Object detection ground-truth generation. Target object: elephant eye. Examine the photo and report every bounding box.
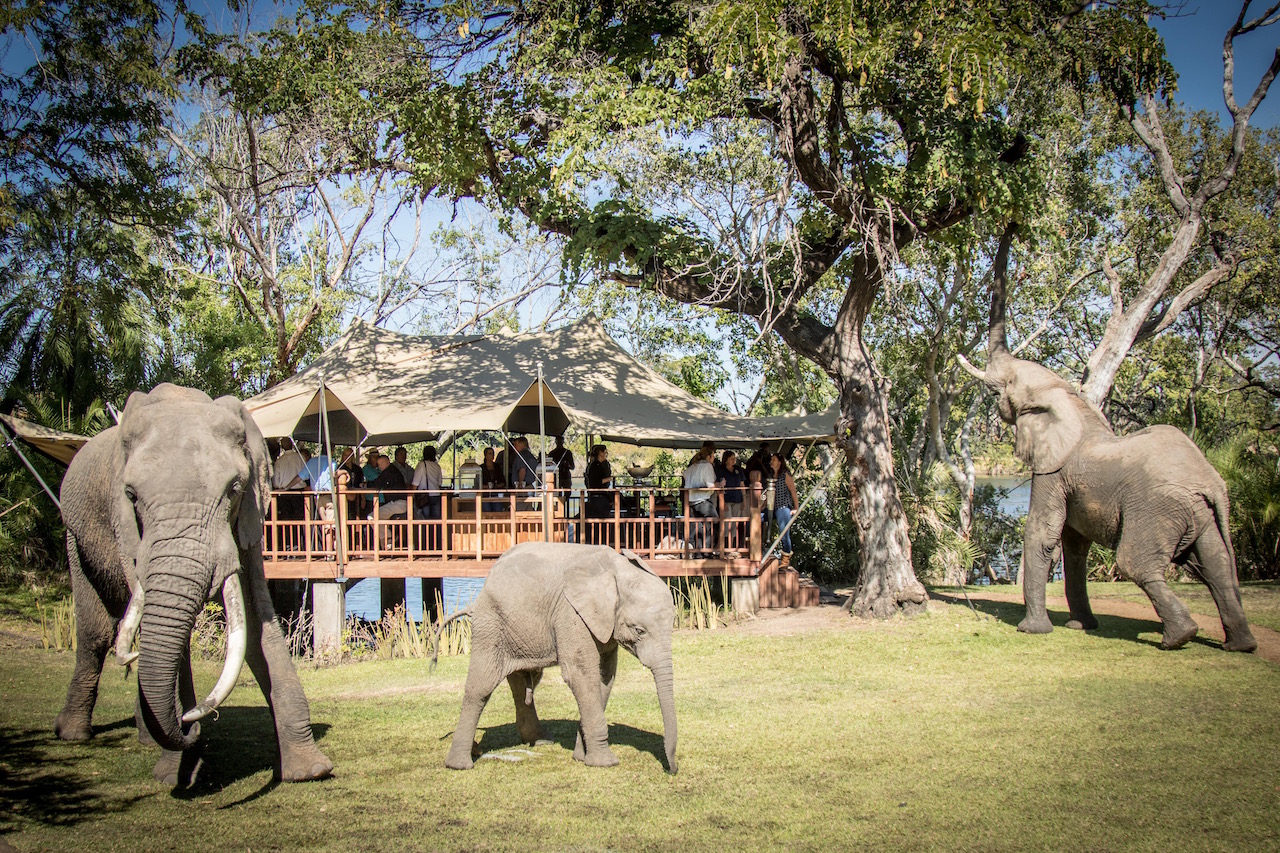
[633,625,646,637]
[124,485,137,503]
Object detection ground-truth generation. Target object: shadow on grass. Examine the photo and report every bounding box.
[930,590,1224,652]
[475,718,668,770]
[0,723,150,839]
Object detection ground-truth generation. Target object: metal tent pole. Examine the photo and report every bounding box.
[537,361,549,541]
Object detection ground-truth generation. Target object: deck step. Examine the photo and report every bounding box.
[760,564,820,609]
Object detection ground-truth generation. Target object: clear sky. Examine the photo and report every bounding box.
[1155,1,1279,129]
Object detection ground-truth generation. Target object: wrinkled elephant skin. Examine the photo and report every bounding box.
[55,383,333,786]
[444,542,677,774]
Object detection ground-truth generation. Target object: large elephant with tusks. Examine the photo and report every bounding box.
[54,383,332,786]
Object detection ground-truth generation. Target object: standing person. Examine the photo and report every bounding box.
[683,443,719,555]
[744,441,770,485]
[508,436,540,493]
[412,446,444,549]
[287,445,335,522]
[480,446,506,512]
[765,453,800,567]
[271,437,307,529]
[392,446,415,485]
[547,434,575,497]
[584,444,614,544]
[338,448,369,519]
[718,450,748,547]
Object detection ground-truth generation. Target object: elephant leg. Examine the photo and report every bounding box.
[1188,529,1257,653]
[507,670,549,745]
[1062,528,1098,631]
[1019,479,1065,635]
[1117,533,1198,650]
[573,645,619,762]
[55,539,113,742]
[243,561,333,781]
[446,647,505,770]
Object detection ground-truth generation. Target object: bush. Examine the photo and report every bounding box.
[1208,439,1280,580]
[790,459,861,586]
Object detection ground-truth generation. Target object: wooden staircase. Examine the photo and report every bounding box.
[758,558,821,608]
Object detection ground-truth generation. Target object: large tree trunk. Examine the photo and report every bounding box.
[836,340,929,618]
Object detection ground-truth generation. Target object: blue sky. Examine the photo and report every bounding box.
[1155,2,1279,128]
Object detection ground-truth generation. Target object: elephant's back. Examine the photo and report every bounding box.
[61,428,123,573]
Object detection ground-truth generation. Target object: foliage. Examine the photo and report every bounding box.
[968,479,1025,582]
[1209,438,1280,581]
[669,574,734,630]
[37,596,76,652]
[789,458,861,586]
[898,463,983,586]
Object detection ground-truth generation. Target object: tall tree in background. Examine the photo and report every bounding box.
[0,0,186,410]
[351,0,1175,616]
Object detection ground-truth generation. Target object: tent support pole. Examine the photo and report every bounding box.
[0,419,62,511]
[537,361,549,542]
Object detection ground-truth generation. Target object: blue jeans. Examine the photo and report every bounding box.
[768,505,793,554]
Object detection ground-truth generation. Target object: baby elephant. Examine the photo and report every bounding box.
[439,542,677,773]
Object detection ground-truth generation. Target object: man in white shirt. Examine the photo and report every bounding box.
[683,442,720,554]
[392,446,416,485]
[412,446,444,548]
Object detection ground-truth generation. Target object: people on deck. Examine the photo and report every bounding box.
[287,445,335,520]
[548,434,575,503]
[744,441,771,485]
[338,448,369,519]
[362,448,381,484]
[765,452,800,567]
[718,449,747,547]
[392,446,415,485]
[412,446,444,549]
[481,446,506,512]
[367,453,408,518]
[507,435,540,493]
[683,442,720,554]
[271,437,307,522]
[584,444,614,544]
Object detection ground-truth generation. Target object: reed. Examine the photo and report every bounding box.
[37,595,75,651]
[669,574,733,630]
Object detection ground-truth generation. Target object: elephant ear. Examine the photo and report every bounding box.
[564,558,619,644]
[216,396,272,550]
[1014,386,1086,474]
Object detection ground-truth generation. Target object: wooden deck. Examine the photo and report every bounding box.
[262,484,767,580]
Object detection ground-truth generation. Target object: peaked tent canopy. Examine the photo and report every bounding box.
[0,413,89,466]
[244,317,835,449]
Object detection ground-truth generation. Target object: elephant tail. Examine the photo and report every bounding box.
[1208,485,1238,578]
[429,606,472,673]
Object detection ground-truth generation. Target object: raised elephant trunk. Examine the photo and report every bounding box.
[651,660,678,775]
[957,221,1018,388]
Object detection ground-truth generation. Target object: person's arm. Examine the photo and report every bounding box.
[787,473,799,508]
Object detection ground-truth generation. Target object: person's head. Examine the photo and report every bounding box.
[376,454,390,470]
[484,446,495,463]
[280,437,294,451]
[300,446,312,461]
[591,444,608,462]
[700,440,716,459]
[723,450,738,470]
[395,446,408,464]
[365,448,379,465]
[554,434,565,449]
[769,453,788,475]
[423,446,437,462]
[513,436,529,450]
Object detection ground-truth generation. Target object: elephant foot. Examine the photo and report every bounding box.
[280,744,333,782]
[1223,631,1258,654]
[54,711,93,742]
[1065,616,1098,631]
[516,724,548,745]
[445,747,475,771]
[583,748,620,768]
[1159,621,1199,650]
[1017,614,1053,635]
[153,748,203,788]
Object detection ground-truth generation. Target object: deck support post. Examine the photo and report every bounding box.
[312,581,346,658]
[730,578,760,615]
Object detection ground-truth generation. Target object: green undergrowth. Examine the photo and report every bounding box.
[3,592,1280,851]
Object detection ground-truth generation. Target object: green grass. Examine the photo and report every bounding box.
[3,590,1280,851]
[966,579,1280,632]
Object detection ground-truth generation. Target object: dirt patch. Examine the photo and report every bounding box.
[725,603,858,637]
[932,589,1280,665]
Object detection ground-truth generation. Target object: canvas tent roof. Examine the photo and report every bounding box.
[0,413,89,466]
[245,317,837,449]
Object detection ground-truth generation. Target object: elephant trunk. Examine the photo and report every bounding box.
[651,660,678,775]
[137,555,207,752]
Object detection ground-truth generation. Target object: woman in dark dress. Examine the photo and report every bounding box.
[584,444,614,544]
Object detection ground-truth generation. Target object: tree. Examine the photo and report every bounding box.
[355,0,1174,616]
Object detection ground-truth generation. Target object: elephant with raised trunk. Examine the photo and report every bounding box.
[441,542,677,773]
[959,226,1256,653]
[55,383,333,786]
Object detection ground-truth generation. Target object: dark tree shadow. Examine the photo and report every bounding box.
[167,708,330,800]
[474,718,668,771]
[0,724,149,839]
[930,590,1224,652]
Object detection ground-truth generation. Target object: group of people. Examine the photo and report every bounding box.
[681,441,799,564]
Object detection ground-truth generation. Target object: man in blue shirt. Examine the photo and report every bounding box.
[287,446,335,519]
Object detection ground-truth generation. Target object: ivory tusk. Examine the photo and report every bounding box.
[115,585,143,667]
[182,573,248,724]
[956,353,988,383]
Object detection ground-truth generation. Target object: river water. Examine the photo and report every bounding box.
[345,476,1035,618]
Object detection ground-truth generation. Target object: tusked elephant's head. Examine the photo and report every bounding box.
[564,549,678,774]
[956,223,1113,475]
[114,384,271,752]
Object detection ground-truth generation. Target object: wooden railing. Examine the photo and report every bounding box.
[262,479,764,579]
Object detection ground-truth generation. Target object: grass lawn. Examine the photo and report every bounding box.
[3,585,1279,852]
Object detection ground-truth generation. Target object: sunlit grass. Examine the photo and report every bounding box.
[3,591,1279,851]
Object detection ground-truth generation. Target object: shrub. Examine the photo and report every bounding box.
[1208,439,1280,580]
